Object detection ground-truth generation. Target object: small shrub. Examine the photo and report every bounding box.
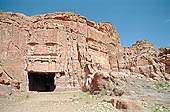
[21,90,25,93]
[25,94,29,99]
[154,82,170,89]
[151,103,170,112]
[100,88,107,96]
[86,101,90,104]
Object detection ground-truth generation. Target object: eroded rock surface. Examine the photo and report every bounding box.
[0,11,170,112]
[119,40,170,81]
[0,11,121,91]
[0,11,169,93]
[159,47,170,74]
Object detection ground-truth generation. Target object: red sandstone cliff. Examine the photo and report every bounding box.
[120,40,170,81]
[0,11,169,92]
[0,11,121,91]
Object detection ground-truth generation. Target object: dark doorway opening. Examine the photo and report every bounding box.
[28,72,56,92]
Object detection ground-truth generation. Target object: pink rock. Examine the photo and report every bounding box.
[104,97,148,112]
[0,11,169,92]
[0,11,121,91]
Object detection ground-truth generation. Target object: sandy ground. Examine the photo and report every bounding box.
[1,77,170,112]
[0,91,118,112]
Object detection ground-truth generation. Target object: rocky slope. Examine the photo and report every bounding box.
[119,40,169,81]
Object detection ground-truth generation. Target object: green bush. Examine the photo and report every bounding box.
[100,88,107,96]
[151,103,170,112]
[154,82,170,89]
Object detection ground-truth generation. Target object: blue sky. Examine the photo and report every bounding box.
[0,0,170,48]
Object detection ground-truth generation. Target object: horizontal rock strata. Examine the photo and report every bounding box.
[0,11,169,92]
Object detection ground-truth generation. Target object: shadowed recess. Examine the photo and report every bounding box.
[28,72,56,92]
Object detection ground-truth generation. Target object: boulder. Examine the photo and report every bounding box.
[112,87,124,96]
[104,98,148,112]
[89,72,113,94]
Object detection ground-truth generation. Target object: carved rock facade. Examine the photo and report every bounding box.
[0,11,169,92]
[0,12,121,91]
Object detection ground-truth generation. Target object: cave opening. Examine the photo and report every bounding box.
[28,72,56,92]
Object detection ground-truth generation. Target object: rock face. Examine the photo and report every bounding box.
[159,48,170,74]
[159,47,170,80]
[119,40,170,81]
[0,11,169,92]
[0,11,121,91]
